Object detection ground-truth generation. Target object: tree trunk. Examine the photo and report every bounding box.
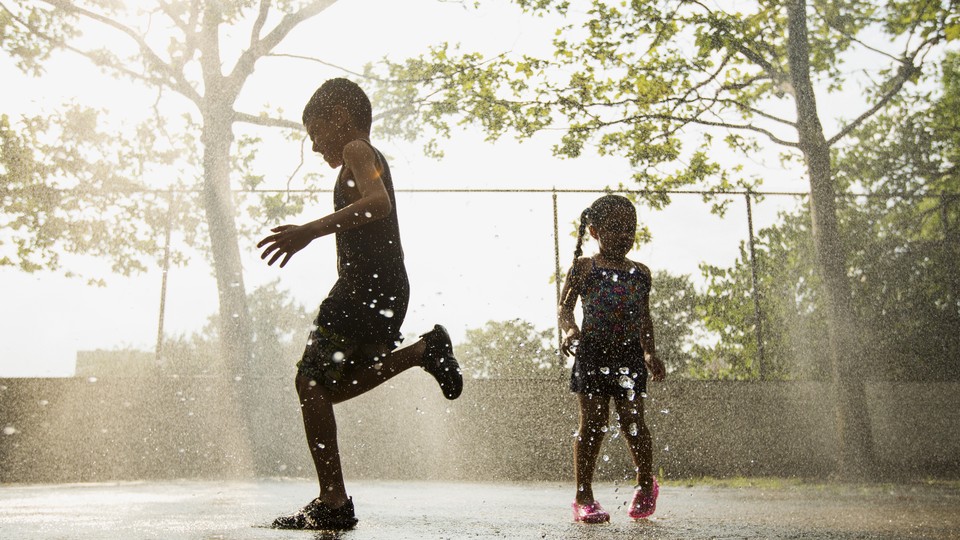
[197,3,253,374]
[200,108,253,373]
[786,0,875,479]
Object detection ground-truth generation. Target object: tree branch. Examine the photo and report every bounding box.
[652,114,800,147]
[827,59,921,146]
[728,38,789,91]
[38,0,202,106]
[708,97,796,126]
[250,0,271,47]
[233,111,304,131]
[227,0,337,92]
[810,3,902,63]
[266,53,370,79]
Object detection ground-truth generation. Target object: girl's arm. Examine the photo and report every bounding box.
[637,263,666,381]
[558,258,589,357]
[257,140,390,267]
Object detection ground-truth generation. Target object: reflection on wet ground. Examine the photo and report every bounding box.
[0,479,958,539]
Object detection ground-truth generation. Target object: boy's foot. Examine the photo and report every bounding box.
[572,500,610,523]
[420,324,463,400]
[271,497,358,530]
[628,476,659,519]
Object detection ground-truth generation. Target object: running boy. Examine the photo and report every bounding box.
[257,78,463,530]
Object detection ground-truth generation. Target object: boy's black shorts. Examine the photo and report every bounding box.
[297,325,391,388]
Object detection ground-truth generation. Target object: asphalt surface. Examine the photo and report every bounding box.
[0,479,958,539]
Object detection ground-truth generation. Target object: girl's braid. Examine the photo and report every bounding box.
[573,207,591,262]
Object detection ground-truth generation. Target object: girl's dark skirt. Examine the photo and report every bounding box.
[570,335,648,399]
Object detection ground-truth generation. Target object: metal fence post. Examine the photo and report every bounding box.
[552,188,563,353]
[745,188,767,379]
[155,189,175,364]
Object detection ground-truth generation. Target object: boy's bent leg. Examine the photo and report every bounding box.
[328,324,463,403]
[327,340,427,403]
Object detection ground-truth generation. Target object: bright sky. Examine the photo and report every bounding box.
[1,0,919,376]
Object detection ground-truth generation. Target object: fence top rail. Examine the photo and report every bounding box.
[13,186,960,199]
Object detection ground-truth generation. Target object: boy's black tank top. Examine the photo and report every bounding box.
[315,140,409,344]
[332,141,405,281]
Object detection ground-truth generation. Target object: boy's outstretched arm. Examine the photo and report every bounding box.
[257,141,391,268]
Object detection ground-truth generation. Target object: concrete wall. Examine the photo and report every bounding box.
[1,376,958,483]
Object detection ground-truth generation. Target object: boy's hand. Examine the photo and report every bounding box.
[644,352,666,382]
[257,224,314,268]
[560,327,581,357]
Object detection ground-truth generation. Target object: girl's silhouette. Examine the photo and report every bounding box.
[558,194,666,523]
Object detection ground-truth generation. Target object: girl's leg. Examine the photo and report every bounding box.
[574,393,610,504]
[614,396,654,491]
[296,373,349,508]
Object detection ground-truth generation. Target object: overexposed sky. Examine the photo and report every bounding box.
[1,0,926,376]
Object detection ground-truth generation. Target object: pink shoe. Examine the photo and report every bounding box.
[572,500,610,523]
[628,476,659,519]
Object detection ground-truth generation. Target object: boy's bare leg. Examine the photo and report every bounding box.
[574,393,610,504]
[296,374,350,507]
[295,339,431,508]
[614,397,653,490]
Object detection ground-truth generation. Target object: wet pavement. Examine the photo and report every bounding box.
[0,479,958,539]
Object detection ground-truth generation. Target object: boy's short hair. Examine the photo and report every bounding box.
[302,78,373,133]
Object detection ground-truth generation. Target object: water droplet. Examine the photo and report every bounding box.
[663,445,670,452]
[660,408,670,415]
[87,377,98,383]
[332,351,345,362]
[602,454,610,462]
[3,426,17,435]
[364,211,372,218]
[234,376,242,382]
[599,366,610,375]
[626,389,636,401]
[352,380,358,385]
[309,380,317,387]
[372,273,379,278]
[347,180,356,188]
[628,423,639,436]
[612,273,619,282]
[619,376,635,389]
[379,309,394,318]
[619,366,630,375]
[38,400,48,406]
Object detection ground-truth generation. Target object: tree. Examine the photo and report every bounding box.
[699,52,960,383]
[649,270,703,377]
[0,0,336,373]
[698,210,831,380]
[371,0,957,478]
[457,319,563,379]
[162,279,313,377]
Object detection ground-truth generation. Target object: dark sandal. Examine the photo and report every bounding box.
[420,324,463,400]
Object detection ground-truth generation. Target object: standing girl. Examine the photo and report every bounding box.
[558,194,666,523]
